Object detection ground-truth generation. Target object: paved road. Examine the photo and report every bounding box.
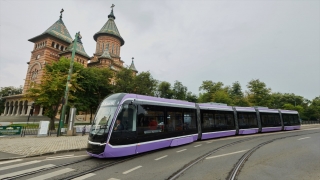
[0,125,319,180]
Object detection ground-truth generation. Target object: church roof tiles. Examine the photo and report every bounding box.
[93,9,125,46]
[29,17,73,44]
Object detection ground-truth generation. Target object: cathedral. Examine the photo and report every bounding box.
[1,6,138,118]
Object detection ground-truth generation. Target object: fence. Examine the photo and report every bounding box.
[301,120,320,125]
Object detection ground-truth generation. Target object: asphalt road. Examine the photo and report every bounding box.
[0,124,319,180]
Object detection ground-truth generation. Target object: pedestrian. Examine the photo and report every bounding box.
[82,125,86,136]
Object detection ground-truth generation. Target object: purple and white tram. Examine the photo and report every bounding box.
[87,93,301,158]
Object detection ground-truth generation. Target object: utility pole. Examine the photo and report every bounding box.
[57,32,81,137]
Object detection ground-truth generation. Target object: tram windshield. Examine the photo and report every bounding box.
[91,106,117,135]
[90,93,126,135]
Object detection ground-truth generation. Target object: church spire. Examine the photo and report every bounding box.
[60,8,64,19]
[129,57,138,73]
[108,4,116,20]
[93,4,124,45]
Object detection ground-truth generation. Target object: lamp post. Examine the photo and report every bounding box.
[57,31,81,137]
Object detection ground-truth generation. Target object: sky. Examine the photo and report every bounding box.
[0,0,319,100]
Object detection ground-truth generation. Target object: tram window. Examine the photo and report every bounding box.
[115,104,137,131]
[238,112,257,129]
[137,105,165,135]
[202,113,213,129]
[225,113,235,126]
[183,109,196,130]
[167,107,183,132]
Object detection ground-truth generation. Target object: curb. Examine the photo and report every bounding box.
[0,148,88,162]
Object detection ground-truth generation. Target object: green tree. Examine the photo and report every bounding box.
[199,81,224,103]
[246,79,271,107]
[172,81,188,100]
[186,92,198,102]
[134,71,158,96]
[74,67,114,122]
[24,57,84,130]
[212,90,232,104]
[114,68,135,93]
[305,96,320,120]
[157,81,173,99]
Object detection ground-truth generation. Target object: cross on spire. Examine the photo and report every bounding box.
[132,57,134,61]
[60,8,64,19]
[111,4,115,10]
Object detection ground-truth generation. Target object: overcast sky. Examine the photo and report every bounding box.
[0,0,319,100]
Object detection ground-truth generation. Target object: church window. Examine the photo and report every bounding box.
[112,43,114,54]
[51,42,55,47]
[56,44,60,50]
[30,69,38,81]
[102,43,104,52]
[61,46,64,51]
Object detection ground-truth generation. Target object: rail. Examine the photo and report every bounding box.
[301,120,320,124]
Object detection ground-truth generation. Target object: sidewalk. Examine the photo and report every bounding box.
[0,134,88,160]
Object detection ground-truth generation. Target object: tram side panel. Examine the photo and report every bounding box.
[200,109,236,140]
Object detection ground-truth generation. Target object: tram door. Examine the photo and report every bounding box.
[109,104,137,145]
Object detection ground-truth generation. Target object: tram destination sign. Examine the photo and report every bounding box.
[0,126,22,136]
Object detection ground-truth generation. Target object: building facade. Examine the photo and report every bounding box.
[1,6,138,117]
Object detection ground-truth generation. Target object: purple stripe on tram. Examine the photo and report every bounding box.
[261,127,282,132]
[170,136,194,147]
[284,125,301,130]
[122,94,195,107]
[201,130,236,140]
[105,144,137,158]
[239,128,259,135]
[136,139,172,154]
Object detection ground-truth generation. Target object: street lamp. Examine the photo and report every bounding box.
[57,31,81,136]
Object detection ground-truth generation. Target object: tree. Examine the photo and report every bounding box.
[212,90,232,105]
[114,68,135,93]
[246,79,271,107]
[74,67,114,122]
[24,57,84,130]
[186,92,198,102]
[172,81,188,100]
[134,71,158,96]
[157,81,173,99]
[198,81,224,103]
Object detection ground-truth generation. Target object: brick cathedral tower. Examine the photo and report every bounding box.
[88,5,125,71]
[23,10,73,93]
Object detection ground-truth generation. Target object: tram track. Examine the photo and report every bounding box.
[167,131,319,180]
[227,131,319,180]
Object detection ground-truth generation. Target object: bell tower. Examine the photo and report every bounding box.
[23,9,73,93]
[88,4,125,71]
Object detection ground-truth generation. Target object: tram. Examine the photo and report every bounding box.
[87,93,300,158]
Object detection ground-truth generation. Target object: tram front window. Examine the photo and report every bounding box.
[91,106,117,135]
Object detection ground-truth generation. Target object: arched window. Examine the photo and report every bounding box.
[112,43,114,54]
[56,44,60,50]
[61,46,64,51]
[52,42,55,47]
[31,69,38,81]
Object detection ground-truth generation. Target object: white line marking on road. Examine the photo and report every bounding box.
[194,144,202,147]
[44,155,88,161]
[123,165,142,174]
[298,137,310,140]
[27,168,74,180]
[46,154,74,159]
[107,178,120,180]
[0,164,55,179]
[206,150,249,160]
[155,155,168,161]
[0,160,41,171]
[0,159,22,165]
[176,149,187,153]
[206,141,213,144]
[72,173,96,180]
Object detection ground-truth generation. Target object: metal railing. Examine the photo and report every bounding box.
[301,120,320,125]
